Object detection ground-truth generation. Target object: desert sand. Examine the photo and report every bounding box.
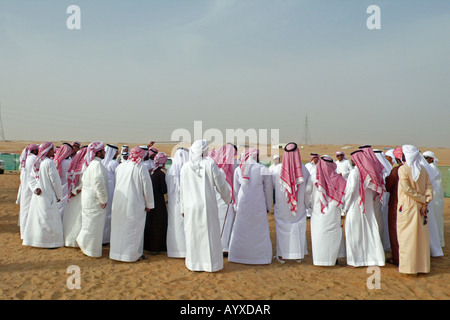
[0,140,449,303]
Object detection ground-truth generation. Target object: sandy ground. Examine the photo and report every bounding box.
[0,141,448,302]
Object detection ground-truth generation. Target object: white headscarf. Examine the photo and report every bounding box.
[402,145,438,191]
[422,151,438,165]
[373,149,392,175]
[189,140,209,174]
[102,144,118,166]
[168,147,189,194]
[385,149,395,162]
[169,148,189,178]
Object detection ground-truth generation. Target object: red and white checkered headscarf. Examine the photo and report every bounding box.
[128,146,146,164]
[67,146,88,199]
[19,144,39,170]
[84,141,104,168]
[239,148,259,183]
[210,144,237,204]
[53,143,74,179]
[351,149,384,213]
[151,152,168,174]
[280,142,304,215]
[33,142,54,178]
[315,155,347,214]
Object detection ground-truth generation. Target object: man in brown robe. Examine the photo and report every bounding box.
[385,147,403,266]
[397,145,434,274]
[144,152,168,254]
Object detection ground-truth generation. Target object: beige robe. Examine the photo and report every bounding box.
[397,165,433,274]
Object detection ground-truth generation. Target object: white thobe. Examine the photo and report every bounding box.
[228,163,273,265]
[22,158,64,248]
[427,202,443,257]
[166,169,186,258]
[76,158,109,258]
[272,164,310,260]
[180,159,231,272]
[63,176,83,247]
[343,168,385,267]
[17,154,36,239]
[335,159,353,180]
[109,161,154,262]
[217,159,238,253]
[57,158,72,217]
[103,160,119,244]
[429,163,444,247]
[305,162,316,218]
[305,174,346,266]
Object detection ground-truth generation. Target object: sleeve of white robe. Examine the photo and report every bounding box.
[179,167,185,214]
[212,162,231,205]
[72,177,83,195]
[141,167,155,210]
[233,168,240,211]
[28,169,39,194]
[261,166,273,212]
[47,160,63,201]
[301,165,311,206]
[343,168,358,214]
[92,162,108,205]
[341,161,352,180]
[304,175,314,210]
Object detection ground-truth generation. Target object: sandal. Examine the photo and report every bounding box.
[386,258,397,265]
[137,255,148,261]
[274,256,286,264]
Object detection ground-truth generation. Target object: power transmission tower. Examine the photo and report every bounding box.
[0,101,5,141]
[301,113,312,145]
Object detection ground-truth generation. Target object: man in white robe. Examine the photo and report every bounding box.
[228,148,273,265]
[305,155,346,266]
[359,146,388,252]
[76,142,109,258]
[423,151,445,248]
[342,150,385,267]
[116,145,129,163]
[101,144,119,245]
[305,153,319,218]
[374,149,393,252]
[16,144,39,239]
[269,154,280,175]
[22,142,64,248]
[166,147,189,258]
[209,143,239,255]
[53,143,74,217]
[109,147,154,262]
[272,142,310,263]
[180,140,231,272]
[63,146,88,247]
[335,151,353,180]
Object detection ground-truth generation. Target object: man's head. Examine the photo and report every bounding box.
[273,154,280,165]
[422,151,437,165]
[47,147,55,158]
[335,151,345,162]
[310,153,319,164]
[72,141,80,153]
[96,148,105,159]
[149,147,158,160]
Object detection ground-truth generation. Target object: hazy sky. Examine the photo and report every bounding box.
[0,0,449,147]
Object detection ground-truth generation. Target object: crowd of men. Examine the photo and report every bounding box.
[16,139,445,275]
